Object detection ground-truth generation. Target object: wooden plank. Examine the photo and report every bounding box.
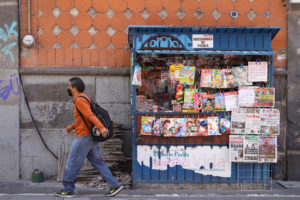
[57,144,69,182]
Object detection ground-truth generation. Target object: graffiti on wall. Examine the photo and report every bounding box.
[0,21,18,63]
[137,145,231,177]
[0,73,19,101]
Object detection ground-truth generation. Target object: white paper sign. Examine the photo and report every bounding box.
[137,145,231,177]
[193,34,213,48]
[238,86,257,107]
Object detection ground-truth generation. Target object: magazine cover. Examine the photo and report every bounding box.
[179,66,196,85]
[238,86,256,107]
[183,88,197,110]
[260,108,280,136]
[248,61,268,82]
[215,93,226,111]
[174,118,187,137]
[229,135,244,162]
[231,108,246,134]
[224,91,238,111]
[232,66,252,87]
[219,115,231,134]
[200,69,212,88]
[245,112,261,135]
[196,118,208,136]
[140,116,154,136]
[254,87,275,107]
[186,118,198,136]
[202,94,215,112]
[169,64,183,81]
[225,69,234,88]
[259,136,277,163]
[175,83,184,103]
[162,118,176,137]
[152,118,164,136]
[208,116,220,135]
[211,69,222,88]
[244,136,259,162]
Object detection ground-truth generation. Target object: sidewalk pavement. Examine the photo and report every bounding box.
[1,179,300,197]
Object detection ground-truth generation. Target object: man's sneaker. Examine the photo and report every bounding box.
[54,190,76,198]
[105,185,124,197]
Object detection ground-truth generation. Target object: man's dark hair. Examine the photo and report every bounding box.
[69,77,85,92]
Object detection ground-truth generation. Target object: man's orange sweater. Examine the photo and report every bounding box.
[70,93,105,137]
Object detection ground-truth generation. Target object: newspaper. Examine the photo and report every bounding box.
[229,135,244,162]
[254,87,275,107]
[230,108,246,134]
[244,136,259,162]
[260,108,280,136]
[245,111,261,135]
[259,136,277,163]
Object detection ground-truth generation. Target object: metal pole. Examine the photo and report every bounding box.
[27,0,31,34]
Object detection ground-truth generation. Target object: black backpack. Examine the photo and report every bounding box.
[75,96,113,142]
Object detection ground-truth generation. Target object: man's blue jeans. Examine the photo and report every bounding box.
[63,134,120,192]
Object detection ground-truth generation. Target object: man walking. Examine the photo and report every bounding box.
[54,77,123,197]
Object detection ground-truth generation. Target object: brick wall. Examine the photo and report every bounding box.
[20,0,287,67]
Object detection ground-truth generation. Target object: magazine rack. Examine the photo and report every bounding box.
[128,26,280,189]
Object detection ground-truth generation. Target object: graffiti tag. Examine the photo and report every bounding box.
[0,74,19,101]
[0,21,18,63]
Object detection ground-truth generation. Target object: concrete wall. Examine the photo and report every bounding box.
[19,68,131,179]
[0,0,20,180]
[287,3,300,181]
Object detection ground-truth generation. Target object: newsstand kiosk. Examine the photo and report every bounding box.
[128,26,280,189]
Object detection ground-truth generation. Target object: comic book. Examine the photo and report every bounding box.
[207,116,220,135]
[260,108,280,136]
[196,118,208,136]
[244,136,259,162]
[200,69,212,88]
[183,88,197,110]
[211,69,222,88]
[140,116,154,135]
[179,66,196,85]
[214,93,226,111]
[224,69,234,88]
[229,135,244,162]
[259,136,277,163]
[254,87,275,107]
[201,94,215,112]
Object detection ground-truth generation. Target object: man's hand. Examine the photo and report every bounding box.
[100,128,108,138]
[65,125,74,134]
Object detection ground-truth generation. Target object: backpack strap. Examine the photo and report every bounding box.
[78,95,92,106]
[75,100,93,135]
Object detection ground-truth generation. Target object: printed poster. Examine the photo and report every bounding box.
[231,108,246,134]
[260,109,280,136]
[244,136,259,162]
[254,87,275,107]
[229,135,244,162]
[259,136,277,163]
[248,61,268,82]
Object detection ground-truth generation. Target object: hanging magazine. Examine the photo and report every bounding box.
[201,94,215,112]
[132,64,142,86]
[211,69,222,88]
[232,66,252,87]
[179,66,196,85]
[152,118,164,136]
[175,84,184,103]
[183,88,197,110]
[254,87,275,107]
[186,118,198,136]
[214,93,226,111]
[140,116,154,135]
[224,91,238,111]
[260,108,280,136]
[169,64,183,81]
[244,136,259,162]
[224,69,234,88]
[259,136,277,163]
[231,108,246,134]
[219,115,231,134]
[248,61,268,82]
[238,86,257,107]
[196,118,208,136]
[200,69,212,88]
[229,135,244,162]
[208,116,220,135]
[174,118,187,137]
[162,118,176,137]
